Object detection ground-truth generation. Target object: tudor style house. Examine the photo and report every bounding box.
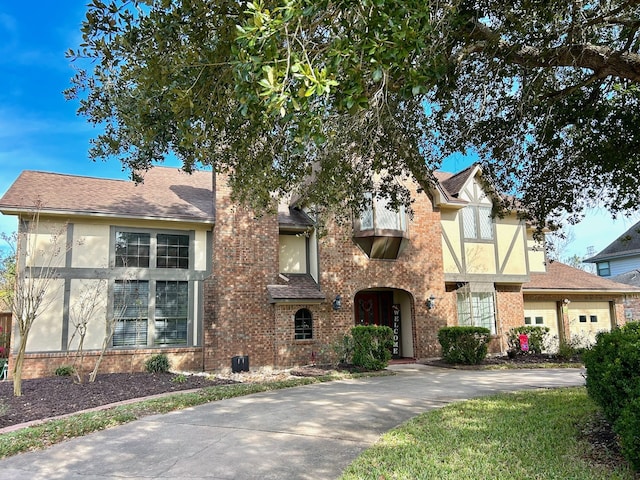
[1,165,637,379]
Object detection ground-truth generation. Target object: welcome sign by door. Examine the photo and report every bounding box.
[392,304,401,358]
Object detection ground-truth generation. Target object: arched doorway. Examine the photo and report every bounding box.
[353,289,414,359]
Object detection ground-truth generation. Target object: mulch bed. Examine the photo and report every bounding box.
[422,353,584,369]
[0,373,235,429]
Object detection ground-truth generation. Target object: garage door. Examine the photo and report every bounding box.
[523,301,559,342]
[567,301,612,346]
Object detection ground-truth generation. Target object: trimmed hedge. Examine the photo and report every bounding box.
[438,326,490,365]
[351,325,393,371]
[506,326,549,355]
[583,322,640,471]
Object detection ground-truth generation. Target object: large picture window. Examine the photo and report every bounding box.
[112,227,193,348]
[456,285,496,334]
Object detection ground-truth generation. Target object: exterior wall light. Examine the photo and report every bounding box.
[426,294,436,310]
[562,298,571,305]
[333,294,342,311]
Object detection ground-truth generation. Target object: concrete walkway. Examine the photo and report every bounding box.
[0,365,585,479]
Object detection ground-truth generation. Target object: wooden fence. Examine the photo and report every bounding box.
[0,312,11,357]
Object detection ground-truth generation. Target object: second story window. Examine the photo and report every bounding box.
[359,194,406,232]
[354,194,409,260]
[596,261,611,277]
[115,230,190,269]
[462,205,493,241]
[115,232,150,267]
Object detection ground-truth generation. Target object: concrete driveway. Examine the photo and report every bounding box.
[0,364,585,479]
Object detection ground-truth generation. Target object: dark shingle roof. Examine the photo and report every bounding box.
[436,165,477,198]
[524,261,640,293]
[611,269,640,288]
[584,220,640,262]
[0,167,215,224]
[267,274,326,303]
[278,206,315,230]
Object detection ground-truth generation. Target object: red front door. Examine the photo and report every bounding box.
[354,291,394,328]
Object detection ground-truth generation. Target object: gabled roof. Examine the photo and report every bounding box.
[584,220,640,263]
[0,167,215,224]
[523,261,640,294]
[435,164,478,199]
[267,274,326,303]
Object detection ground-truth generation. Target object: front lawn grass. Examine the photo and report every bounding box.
[341,387,636,480]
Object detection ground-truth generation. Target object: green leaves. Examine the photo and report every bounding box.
[69,0,640,229]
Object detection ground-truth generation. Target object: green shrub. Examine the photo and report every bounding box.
[506,326,549,355]
[144,354,170,374]
[351,325,393,370]
[332,334,354,364]
[54,365,75,376]
[615,396,640,471]
[438,326,490,365]
[171,373,187,384]
[583,322,640,423]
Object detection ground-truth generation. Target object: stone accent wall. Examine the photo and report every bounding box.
[8,347,203,380]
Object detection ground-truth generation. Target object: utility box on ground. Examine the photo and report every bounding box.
[232,355,249,373]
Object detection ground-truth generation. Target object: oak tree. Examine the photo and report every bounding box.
[67,0,640,229]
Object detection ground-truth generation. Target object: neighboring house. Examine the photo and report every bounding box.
[584,220,640,321]
[584,220,640,278]
[0,165,637,379]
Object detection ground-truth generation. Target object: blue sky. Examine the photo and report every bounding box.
[0,2,637,261]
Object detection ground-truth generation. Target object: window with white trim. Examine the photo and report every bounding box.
[456,286,496,334]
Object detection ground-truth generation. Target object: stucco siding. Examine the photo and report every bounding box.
[22,278,65,352]
[72,223,110,268]
[465,243,496,274]
[495,220,527,275]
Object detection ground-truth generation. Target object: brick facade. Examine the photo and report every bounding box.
[204,173,280,371]
[203,176,452,370]
[9,347,203,380]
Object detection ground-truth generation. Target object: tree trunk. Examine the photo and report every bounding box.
[12,333,28,397]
